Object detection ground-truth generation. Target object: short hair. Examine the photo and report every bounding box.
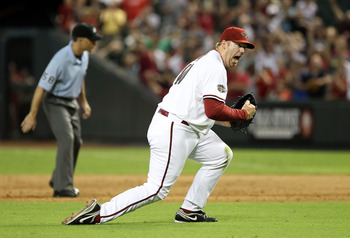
[215,41,231,49]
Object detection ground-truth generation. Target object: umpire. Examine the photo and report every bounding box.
[21,23,102,197]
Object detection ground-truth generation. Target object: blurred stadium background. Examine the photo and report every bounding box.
[1,0,350,149]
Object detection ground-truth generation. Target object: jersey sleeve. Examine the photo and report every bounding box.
[201,65,227,103]
[204,98,248,121]
[38,54,62,92]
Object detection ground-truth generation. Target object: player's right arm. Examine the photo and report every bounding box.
[204,98,256,127]
[21,86,45,133]
[204,98,249,121]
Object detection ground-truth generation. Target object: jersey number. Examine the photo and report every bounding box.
[174,63,194,84]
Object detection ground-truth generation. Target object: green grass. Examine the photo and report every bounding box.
[1,201,349,238]
[1,145,350,237]
[1,146,350,174]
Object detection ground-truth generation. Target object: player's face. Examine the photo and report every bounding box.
[223,41,246,68]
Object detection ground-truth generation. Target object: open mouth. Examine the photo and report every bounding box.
[234,56,241,60]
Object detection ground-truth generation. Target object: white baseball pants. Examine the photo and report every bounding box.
[99,109,233,223]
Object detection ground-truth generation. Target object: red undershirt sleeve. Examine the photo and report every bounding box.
[204,98,248,121]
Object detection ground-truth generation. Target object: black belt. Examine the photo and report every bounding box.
[158,109,189,126]
[47,93,75,101]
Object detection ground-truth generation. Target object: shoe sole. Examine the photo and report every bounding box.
[174,219,187,223]
[173,219,217,223]
[62,199,98,225]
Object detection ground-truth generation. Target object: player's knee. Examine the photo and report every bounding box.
[145,182,170,202]
[224,145,233,165]
[155,185,171,200]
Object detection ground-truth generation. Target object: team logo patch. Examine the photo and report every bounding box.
[241,31,248,39]
[217,84,227,93]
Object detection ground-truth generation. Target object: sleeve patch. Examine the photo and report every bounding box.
[217,84,227,93]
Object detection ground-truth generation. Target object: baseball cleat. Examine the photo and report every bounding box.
[174,208,218,223]
[62,199,101,225]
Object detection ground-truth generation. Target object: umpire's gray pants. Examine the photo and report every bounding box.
[43,94,82,191]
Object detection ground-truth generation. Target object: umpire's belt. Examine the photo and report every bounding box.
[47,93,75,101]
[158,108,189,126]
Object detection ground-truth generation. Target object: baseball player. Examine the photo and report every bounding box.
[21,23,102,197]
[62,26,256,223]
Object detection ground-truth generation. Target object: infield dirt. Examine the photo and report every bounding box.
[1,174,349,202]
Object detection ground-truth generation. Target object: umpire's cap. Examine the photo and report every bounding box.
[220,27,255,49]
[72,23,103,41]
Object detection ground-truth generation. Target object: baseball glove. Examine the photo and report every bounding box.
[229,93,257,133]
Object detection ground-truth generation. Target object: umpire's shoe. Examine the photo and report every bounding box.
[174,208,218,223]
[62,199,101,225]
[50,182,80,197]
[53,189,79,198]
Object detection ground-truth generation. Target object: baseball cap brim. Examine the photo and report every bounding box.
[89,33,103,41]
[233,40,255,49]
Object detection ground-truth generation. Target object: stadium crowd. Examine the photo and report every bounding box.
[55,0,350,101]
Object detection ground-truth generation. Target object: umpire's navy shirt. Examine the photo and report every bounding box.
[38,41,89,99]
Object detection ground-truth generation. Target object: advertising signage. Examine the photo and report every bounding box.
[248,106,313,140]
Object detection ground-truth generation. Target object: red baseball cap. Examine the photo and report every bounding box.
[220,27,255,49]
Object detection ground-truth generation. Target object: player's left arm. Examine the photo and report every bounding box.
[78,79,91,119]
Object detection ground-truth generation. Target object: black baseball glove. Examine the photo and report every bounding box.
[229,93,257,133]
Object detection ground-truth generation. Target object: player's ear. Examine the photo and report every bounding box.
[222,40,226,49]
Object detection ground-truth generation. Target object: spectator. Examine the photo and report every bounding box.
[54,0,350,102]
[157,0,188,35]
[226,66,251,101]
[300,53,332,99]
[327,63,347,100]
[133,5,161,35]
[197,0,215,35]
[121,51,140,76]
[280,0,298,32]
[275,59,293,101]
[256,65,277,100]
[296,0,318,25]
[254,36,281,77]
[96,37,124,66]
[329,0,350,44]
[167,43,185,76]
[121,0,151,24]
[56,0,75,34]
[326,34,350,100]
[136,40,170,98]
[99,0,127,44]
[74,0,101,29]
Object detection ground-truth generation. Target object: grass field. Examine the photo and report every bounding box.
[1,145,350,237]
